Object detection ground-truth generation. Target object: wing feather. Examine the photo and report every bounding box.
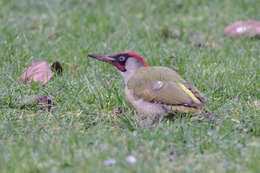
[127,67,207,108]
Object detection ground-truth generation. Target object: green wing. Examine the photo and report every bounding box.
[127,67,207,108]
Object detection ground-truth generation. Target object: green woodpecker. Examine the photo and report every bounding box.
[88,51,211,118]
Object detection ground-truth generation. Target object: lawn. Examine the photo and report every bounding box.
[0,0,259,172]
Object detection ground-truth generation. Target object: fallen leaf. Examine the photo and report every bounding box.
[18,95,55,111]
[21,60,63,85]
[21,61,54,85]
[37,96,55,111]
[225,21,260,37]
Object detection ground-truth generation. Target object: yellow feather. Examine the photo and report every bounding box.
[178,83,201,104]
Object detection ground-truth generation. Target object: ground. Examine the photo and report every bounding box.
[0,0,259,172]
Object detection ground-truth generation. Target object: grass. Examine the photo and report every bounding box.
[0,0,259,172]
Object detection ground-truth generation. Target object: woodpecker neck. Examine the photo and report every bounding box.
[120,57,145,83]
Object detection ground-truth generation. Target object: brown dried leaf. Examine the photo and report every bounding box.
[18,95,55,111]
[225,21,260,37]
[37,96,55,111]
[21,61,54,85]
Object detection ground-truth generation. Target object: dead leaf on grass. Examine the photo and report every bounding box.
[21,60,62,85]
[21,61,54,85]
[225,21,260,37]
[37,96,55,111]
[18,95,55,111]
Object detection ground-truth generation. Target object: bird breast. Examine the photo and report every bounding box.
[125,87,166,116]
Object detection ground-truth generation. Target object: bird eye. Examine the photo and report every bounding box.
[118,56,126,62]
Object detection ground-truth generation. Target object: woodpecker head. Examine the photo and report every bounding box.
[88,51,149,82]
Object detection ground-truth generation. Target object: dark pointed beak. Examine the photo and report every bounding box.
[88,54,114,63]
[88,53,127,72]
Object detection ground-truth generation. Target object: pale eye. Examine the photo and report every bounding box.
[118,56,126,62]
